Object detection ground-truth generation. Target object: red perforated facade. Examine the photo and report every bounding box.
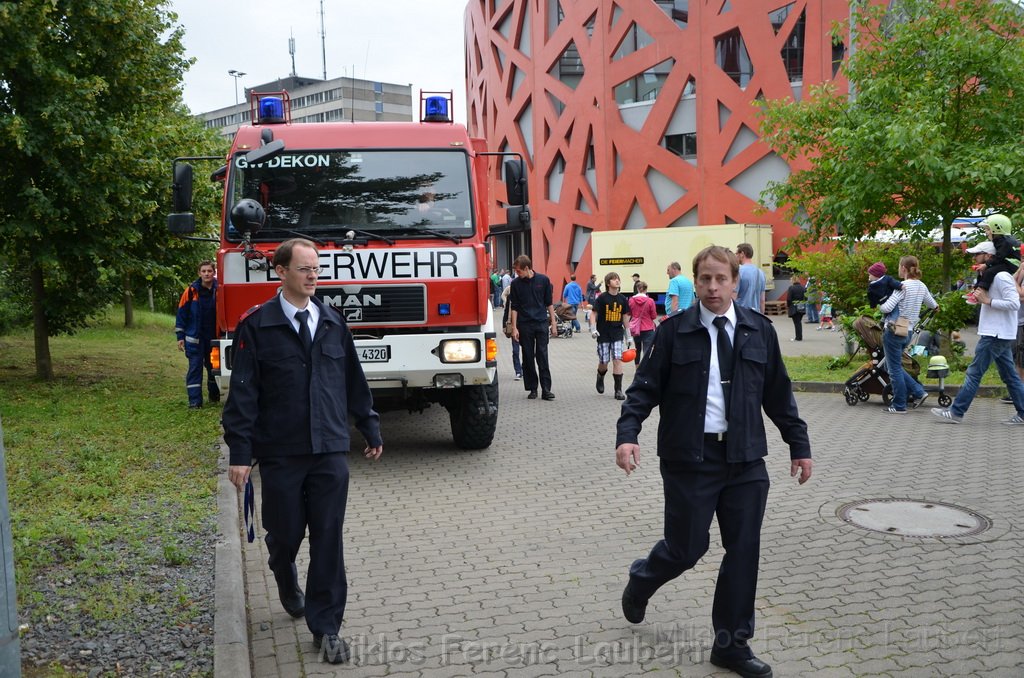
[465,0,850,284]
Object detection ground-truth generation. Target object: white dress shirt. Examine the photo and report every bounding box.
[278,293,320,337]
[699,302,737,434]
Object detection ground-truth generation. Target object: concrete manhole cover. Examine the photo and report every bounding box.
[837,499,992,538]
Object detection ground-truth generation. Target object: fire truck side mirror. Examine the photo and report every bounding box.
[168,162,196,234]
[505,206,531,230]
[171,163,194,213]
[503,158,529,206]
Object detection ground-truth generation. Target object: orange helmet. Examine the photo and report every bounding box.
[621,348,637,363]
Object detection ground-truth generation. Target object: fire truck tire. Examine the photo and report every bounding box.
[448,378,499,450]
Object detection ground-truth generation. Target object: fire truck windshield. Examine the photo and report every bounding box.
[227,149,474,241]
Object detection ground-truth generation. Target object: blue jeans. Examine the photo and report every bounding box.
[805,303,819,323]
[883,329,924,411]
[950,335,1024,417]
[509,337,522,376]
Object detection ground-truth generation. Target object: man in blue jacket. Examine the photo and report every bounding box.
[175,260,219,408]
[562,274,584,333]
[615,245,812,678]
[224,238,383,664]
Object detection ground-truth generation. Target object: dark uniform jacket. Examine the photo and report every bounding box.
[509,272,554,325]
[616,303,810,463]
[223,295,382,466]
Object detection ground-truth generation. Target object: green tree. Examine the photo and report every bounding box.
[0,0,203,378]
[117,108,226,328]
[758,0,1024,290]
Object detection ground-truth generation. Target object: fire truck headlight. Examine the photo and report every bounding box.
[439,339,479,363]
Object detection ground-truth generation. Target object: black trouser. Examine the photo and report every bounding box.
[518,322,552,393]
[628,440,769,659]
[259,453,350,636]
[790,313,804,340]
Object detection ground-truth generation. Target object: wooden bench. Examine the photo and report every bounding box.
[764,300,787,315]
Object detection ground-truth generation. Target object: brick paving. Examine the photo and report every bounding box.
[231,318,1022,677]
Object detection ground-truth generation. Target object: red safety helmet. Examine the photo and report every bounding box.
[621,348,637,363]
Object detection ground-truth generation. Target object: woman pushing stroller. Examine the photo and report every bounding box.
[879,256,938,413]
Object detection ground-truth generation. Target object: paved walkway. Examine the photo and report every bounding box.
[216,317,1021,677]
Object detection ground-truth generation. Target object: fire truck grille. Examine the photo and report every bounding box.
[315,284,426,325]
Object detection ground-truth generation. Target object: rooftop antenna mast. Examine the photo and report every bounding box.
[288,31,297,78]
[319,0,327,80]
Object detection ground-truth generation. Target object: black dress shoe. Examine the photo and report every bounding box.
[621,585,647,624]
[313,633,351,664]
[709,651,773,678]
[274,573,305,618]
[541,391,555,400]
[527,390,538,399]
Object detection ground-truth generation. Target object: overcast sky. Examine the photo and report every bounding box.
[168,0,470,121]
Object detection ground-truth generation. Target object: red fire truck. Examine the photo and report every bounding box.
[168,92,529,449]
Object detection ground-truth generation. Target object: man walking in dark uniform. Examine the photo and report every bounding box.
[175,260,220,408]
[224,238,383,664]
[508,254,558,400]
[615,246,812,678]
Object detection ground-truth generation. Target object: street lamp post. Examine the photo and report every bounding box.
[228,69,247,107]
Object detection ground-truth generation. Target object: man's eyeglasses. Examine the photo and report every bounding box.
[286,266,325,275]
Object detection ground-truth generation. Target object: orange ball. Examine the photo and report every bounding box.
[621,348,637,363]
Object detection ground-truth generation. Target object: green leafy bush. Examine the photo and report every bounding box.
[787,241,973,343]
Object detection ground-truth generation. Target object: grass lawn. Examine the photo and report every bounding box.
[0,309,224,673]
[783,352,1006,387]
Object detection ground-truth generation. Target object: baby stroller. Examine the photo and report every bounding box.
[553,302,577,338]
[841,311,951,408]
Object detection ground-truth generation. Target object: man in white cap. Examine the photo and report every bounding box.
[932,239,1024,425]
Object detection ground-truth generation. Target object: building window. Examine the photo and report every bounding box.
[655,0,689,29]
[714,28,752,87]
[771,8,805,83]
[373,81,383,94]
[375,101,384,114]
[614,58,674,105]
[665,133,697,159]
[832,40,846,77]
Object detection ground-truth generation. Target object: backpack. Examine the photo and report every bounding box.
[502,302,514,338]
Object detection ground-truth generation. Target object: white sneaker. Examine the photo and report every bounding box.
[930,407,963,424]
[514,373,522,381]
[1003,414,1024,425]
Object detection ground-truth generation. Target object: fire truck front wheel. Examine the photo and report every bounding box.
[447,378,499,450]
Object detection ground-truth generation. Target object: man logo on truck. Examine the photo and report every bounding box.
[321,292,384,320]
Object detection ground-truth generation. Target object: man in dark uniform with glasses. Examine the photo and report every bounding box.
[224,238,383,664]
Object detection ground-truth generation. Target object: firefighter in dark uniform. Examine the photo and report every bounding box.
[175,260,220,408]
[224,237,383,664]
[615,246,812,678]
